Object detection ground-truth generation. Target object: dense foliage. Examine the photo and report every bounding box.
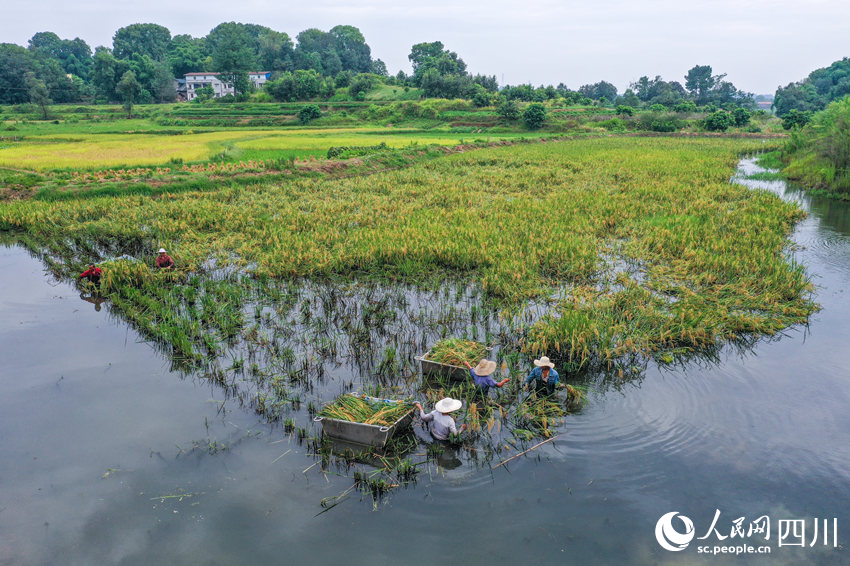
[774,58,850,117]
[0,24,758,112]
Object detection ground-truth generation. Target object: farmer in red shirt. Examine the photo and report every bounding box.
[78,264,102,285]
[156,248,174,269]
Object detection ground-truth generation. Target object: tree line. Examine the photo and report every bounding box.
[0,21,756,111]
[0,22,383,105]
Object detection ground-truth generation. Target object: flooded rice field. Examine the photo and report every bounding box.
[1,158,849,565]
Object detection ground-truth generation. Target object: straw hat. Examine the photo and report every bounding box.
[534,356,555,369]
[473,359,497,377]
[435,397,462,413]
[158,248,167,253]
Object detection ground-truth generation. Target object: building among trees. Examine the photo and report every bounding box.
[183,71,270,101]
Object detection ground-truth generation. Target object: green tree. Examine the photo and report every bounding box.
[208,22,257,92]
[194,84,214,102]
[294,28,337,75]
[116,70,142,117]
[497,98,520,121]
[0,43,78,104]
[703,110,733,131]
[25,72,51,119]
[523,103,546,129]
[616,105,634,116]
[348,73,374,99]
[685,65,724,104]
[265,69,323,101]
[0,44,37,104]
[471,85,492,107]
[578,81,618,102]
[28,32,92,80]
[257,29,294,72]
[330,25,372,73]
[113,23,171,61]
[91,46,127,101]
[774,57,850,116]
[168,34,207,77]
[408,41,467,86]
[297,104,322,124]
[782,109,812,130]
[371,59,388,76]
[732,107,751,127]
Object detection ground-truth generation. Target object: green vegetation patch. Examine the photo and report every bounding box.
[782,97,850,196]
[0,137,817,368]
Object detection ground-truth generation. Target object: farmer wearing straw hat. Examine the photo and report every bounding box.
[525,356,560,396]
[155,248,174,270]
[463,359,509,397]
[415,398,466,441]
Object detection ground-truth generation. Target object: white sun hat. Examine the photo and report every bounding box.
[158,248,167,253]
[434,397,462,413]
[473,359,497,377]
[534,356,555,368]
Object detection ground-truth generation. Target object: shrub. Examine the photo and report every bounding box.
[497,98,520,121]
[732,108,752,127]
[472,87,491,108]
[523,103,546,130]
[649,103,666,112]
[615,105,634,116]
[349,74,375,99]
[297,104,322,124]
[673,100,698,113]
[599,118,627,132]
[650,120,677,132]
[704,110,734,132]
[782,109,812,130]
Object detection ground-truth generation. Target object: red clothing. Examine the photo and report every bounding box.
[156,254,174,268]
[79,266,102,279]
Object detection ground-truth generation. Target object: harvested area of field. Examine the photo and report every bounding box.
[0,137,816,367]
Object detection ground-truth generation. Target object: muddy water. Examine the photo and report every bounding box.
[2,158,850,565]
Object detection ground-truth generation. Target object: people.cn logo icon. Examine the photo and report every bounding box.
[655,512,696,552]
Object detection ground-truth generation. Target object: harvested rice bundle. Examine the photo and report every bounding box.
[319,394,414,426]
[425,338,487,367]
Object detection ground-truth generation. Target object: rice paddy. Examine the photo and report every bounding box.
[0,128,483,170]
[0,134,818,509]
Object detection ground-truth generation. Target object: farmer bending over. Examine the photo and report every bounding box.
[416,397,466,440]
[525,356,559,396]
[463,359,509,397]
[78,264,102,285]
[156,248,174,270]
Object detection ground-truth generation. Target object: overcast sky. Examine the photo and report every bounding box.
[2,0,848,95]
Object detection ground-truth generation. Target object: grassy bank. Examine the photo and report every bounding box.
[782,97,850,200]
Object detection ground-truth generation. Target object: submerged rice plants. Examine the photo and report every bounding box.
[0,136,820,509]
